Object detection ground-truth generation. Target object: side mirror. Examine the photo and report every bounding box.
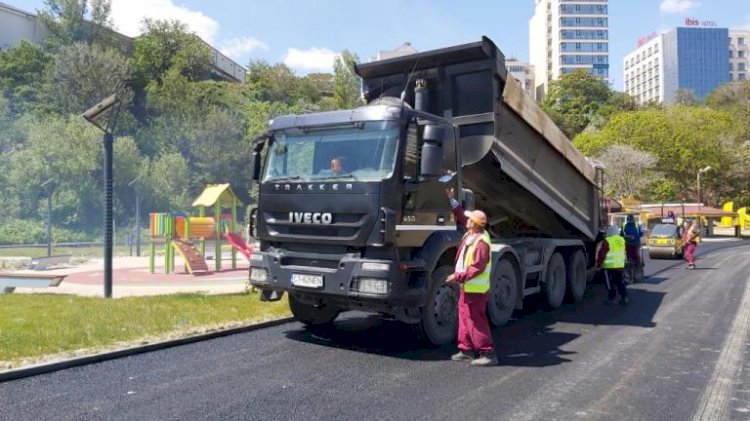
[420,142,443,177]
[420,124,445,178]
[251,133,269,182]
[252,151,262,181]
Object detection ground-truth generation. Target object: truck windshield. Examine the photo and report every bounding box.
[263,121,399,183]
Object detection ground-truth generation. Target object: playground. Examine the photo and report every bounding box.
[148,183,253,275]
[1,184,255,297]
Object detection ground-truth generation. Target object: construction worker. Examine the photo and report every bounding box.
[682,217,700,269]
[622,215,643,269]
[596,225,629,305]
[445,188,497,367]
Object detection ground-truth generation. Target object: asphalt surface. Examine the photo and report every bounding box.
[1,240,749,421]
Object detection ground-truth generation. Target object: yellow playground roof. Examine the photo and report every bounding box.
[192,184,243,208]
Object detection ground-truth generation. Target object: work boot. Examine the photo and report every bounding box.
[619,296,630,306]
[451,351,475,362]
[470,352,498,367]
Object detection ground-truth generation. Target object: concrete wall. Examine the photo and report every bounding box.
[0,2,48,50]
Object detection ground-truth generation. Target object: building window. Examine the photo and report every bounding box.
[739,63,746,71]
[729,50,734,58]
[740,73,746,81]
[739,51,745,58]
[730,63,734,71]
[740,38,746,46]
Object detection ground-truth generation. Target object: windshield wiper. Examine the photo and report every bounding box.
[315,174,358,181]
[268,175,302,182]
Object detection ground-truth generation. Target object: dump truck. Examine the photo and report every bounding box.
[248,37,606,345]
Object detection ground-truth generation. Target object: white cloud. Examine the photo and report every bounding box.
[283,47,339,74]
[659,0,701,14]
[109,0,219,43]
[219,37,269,62]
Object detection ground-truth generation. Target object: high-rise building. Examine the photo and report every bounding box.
[529,0,609,101]
[505,59,536,99]
[729,30,750,82]
[624,26,730,104]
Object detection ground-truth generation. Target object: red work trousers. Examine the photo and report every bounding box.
[457,288,494,354]
[684,242,697,265]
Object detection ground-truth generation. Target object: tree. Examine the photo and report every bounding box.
[333,50,361,109]
[541,69,613,138]
[574,105,746,203]
[596,145,657,199]
[5,115,101,228]
[37,0,117,50]
[0,41,53,116]
[246,60,303,104]
[674,88,697,105]
[705,81,750,138]
[43,42,133,115]
[132,19,213,86]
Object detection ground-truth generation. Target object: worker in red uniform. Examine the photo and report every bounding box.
[445,188,497,367]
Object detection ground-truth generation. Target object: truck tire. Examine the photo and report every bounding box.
[545,252,566,309]
[414,265,458,345]
[288,294,340,326]
[566,250,587,302]
[488,258,518,327]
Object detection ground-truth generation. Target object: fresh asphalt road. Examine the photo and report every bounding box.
[2,240,750,421]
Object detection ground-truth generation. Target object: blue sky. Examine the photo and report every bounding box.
[6,0,750,90]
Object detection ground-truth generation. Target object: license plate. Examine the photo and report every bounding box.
[291,273,323,288]
[654,239,669,245]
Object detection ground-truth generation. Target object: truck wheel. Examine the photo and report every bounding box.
[545,252,566,309]
[488,258,518,326]
[566,250,587,302]
[289,294,340,326]
[414,265,458,345]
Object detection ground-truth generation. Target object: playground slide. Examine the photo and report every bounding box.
[222,233,253,261]
[171,240,210,274]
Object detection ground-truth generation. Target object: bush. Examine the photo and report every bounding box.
[0,218,91,245]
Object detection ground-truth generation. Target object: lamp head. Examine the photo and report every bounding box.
[82,94,120,132]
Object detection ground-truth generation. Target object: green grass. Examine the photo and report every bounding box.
[0,292,290,369]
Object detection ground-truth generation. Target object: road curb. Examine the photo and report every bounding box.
[0,316,295,383]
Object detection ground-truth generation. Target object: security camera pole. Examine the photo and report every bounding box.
[82,94,122,298]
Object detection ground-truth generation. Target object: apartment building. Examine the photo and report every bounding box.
[529,0,609,100]
[624,26,730,104]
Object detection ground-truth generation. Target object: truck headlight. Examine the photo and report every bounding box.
[361,262,389,271]
[250,268,268,283]
[354,278,389,295]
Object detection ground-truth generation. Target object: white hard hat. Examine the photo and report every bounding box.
[606,224,621,237]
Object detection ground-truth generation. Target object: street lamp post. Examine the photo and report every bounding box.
[697,165,712,234]
[128,175,142,257]
[40,178,55,257]
[83,94,122,299]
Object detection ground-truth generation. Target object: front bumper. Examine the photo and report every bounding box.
[249,248,427,310]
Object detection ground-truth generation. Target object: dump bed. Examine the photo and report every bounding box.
[356,37,601,241]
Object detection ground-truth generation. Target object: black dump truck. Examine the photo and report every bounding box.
[248,37,606,344]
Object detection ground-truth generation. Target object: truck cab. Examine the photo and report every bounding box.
[249,102,465,344]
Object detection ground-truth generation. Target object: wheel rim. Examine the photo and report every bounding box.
[569,251,586,300]
[489,260,517,326]
[431,284,458,329]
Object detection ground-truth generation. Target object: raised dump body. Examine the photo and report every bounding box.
[356,37,602,241]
